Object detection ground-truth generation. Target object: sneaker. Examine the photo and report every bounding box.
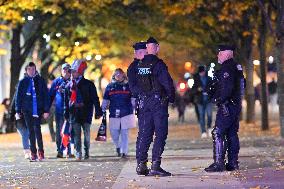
[121,153,128,159]
[24,150,30,160]
[57,152,64,158]
[67,154,75,159]
[201,132,207,138]
[38,151,45,161]
[208,128,213,137]
[30,153,38,161]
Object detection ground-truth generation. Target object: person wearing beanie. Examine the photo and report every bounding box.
[64,59,103,161]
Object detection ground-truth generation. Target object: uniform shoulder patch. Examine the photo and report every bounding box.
[223,72,230,78]
[237,64,243,70]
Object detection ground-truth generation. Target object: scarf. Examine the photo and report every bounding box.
[26,77,38,117]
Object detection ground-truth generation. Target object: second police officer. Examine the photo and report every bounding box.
[205,45,245,172]
[129,37,175,176]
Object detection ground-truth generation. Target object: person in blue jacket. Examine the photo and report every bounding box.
[102,68,136,158]
[15,62,50,161]
[130,37,175,176]
[49,63,74,158]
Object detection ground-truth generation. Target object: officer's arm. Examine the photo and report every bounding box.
[218,68,235,104]
[155,62,175,103]
[127,63,139,98]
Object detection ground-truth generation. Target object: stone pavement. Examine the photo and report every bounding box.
[0,107,283,189]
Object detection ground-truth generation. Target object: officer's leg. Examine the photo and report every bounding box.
[226,107,240,171]
[136,111,154,175]
[148,107,171,176]
[205,109,227,172]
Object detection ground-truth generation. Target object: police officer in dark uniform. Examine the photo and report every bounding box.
[205,45,245,172]
[129,37,175,176]
[127,42,148,98]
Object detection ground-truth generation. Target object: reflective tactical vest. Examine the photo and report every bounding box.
[136,59,163,94]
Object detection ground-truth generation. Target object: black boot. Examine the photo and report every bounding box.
[226,157,239,171]
[148,160,171,177]
[116,148,121,157]
[205,128,225,172]
[136,161,149,176]
[226,134,240,171]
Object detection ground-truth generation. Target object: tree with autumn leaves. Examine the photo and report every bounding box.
[0,0,283,137]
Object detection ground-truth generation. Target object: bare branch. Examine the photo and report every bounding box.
[257,0,275,34]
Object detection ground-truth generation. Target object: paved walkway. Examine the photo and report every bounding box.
[0,107,283,189]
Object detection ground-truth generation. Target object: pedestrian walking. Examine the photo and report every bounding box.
[15,62,50,161]
[129,37,175,176]
[49,63,75,158]
[102,68,136,158]
[10,92,30,159]
[205,45,245,172]
[192,65,213,138]
[64,59,103,161]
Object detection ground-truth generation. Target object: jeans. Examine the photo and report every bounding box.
[16,119,30,150]
[23,113,44,154]
[55,114,64,153]
[110,127,129,154]
[197,102,213,133]
[73,122,91,158]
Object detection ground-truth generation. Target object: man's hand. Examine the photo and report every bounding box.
[43,113,49,119]
[15,113,21,120]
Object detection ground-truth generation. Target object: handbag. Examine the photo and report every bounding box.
[95,112,107,141]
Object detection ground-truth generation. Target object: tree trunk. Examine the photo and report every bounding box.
[276,0,284,137]
[258,7,269,130]
[9,25,23,100]
[240,10,255,123]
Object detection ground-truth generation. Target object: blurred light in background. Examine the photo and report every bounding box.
[188,78,194,88]
[86,55,92,61]
[253,60,260,66]
[268,56,274,64]
[184,61,192,70]
[95,54,102,61]
[208,67,214,78]
[184,72,190,80]
[45,35,50,42]
[27,16,34,21]
[56,33,61,37]
[75,41,80,46]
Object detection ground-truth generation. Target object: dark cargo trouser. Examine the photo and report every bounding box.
[136,95,169,163]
